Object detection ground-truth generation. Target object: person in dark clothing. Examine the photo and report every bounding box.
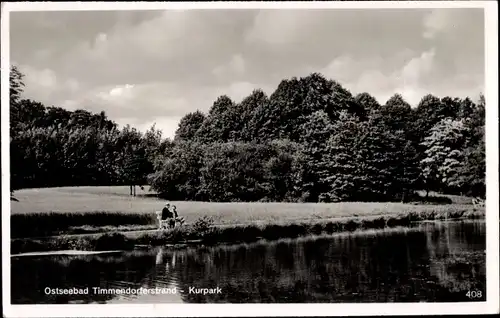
[162,203,173,220]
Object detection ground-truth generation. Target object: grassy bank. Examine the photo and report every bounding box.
[10,186,485,254]
[11,186,481,239]
[11,212,158,238]
[11,204,482,239]
[11,208,484,255]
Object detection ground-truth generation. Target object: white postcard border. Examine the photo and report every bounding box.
[1,1,498,317]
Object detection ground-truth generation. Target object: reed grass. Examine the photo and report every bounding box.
[11,212,157,239]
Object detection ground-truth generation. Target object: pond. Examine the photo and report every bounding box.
[11,221,486,304]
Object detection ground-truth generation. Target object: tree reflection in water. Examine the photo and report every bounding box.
[11,221,486,304]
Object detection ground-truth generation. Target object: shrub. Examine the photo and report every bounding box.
[191,216,215,234]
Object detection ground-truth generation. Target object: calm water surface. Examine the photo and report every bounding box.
[11,221,486,304]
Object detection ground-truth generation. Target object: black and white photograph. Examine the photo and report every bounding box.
[1,1,498,317]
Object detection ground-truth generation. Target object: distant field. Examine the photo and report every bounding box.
[11,186,476,226]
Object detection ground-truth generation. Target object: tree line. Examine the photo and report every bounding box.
[9,66,485,202]
[9,66,167,195]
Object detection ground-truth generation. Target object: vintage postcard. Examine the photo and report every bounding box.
[1,1,498,317]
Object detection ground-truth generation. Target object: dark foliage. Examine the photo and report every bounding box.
[10,66,485,201]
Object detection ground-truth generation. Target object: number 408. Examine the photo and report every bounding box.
[466,290,483,299]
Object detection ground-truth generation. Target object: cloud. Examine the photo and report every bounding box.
[213,54,246,79]
[96,32,108,43]
[321,55,386,84]
[423,10,452,39]
[18,65,80,103]
[11,9,484,137]
[116,115,184,140]
[53,10,255,88]
[421,9,484,73]
[215,81,276,103]
[245,10,318,46]
[321,48,483,106]
[58,82,192,138]
[244,9,428,56]
[422,9,483,41]
[57,79,276,138]
[400,48,436,86]
[25,68,57,89]
[97,84,135,101]
[62,82,190,118]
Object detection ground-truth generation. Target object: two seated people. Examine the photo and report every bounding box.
[156,203,185,230]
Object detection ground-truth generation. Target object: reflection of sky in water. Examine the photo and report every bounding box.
[11,221,486,304]
[107,249,183,304]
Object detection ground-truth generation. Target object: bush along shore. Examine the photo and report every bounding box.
[11,208,484,255]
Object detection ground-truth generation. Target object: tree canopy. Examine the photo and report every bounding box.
[10,66,486,201]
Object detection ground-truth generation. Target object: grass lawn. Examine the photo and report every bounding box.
[9,186,485,253]
[10,186,483,240]
[11,186,476,222]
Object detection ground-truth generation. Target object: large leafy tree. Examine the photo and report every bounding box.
[174,110,206,141]
[319,111,364,202]
[10,65,26,197]
[420,118,468,195]
[195,95,236,143]
[457,94,486,197]
[233,89,269,142]
[412,95,445,142]
[115,125,148,195]
[198,142,269,202]
[250,76,304,141]
[149,141,205,200]
[9,65,27,136]
[354,92,381,115]
[297,110,335,201]
[9,65,25,106]
[457,135,485,198]
[380,94,413,133]
[458,97,476,119]
[9,63,487,203]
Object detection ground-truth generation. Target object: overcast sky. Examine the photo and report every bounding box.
[10,8,484,138]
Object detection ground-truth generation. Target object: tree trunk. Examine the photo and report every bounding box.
[133,185,136,197]
[129,185,133,196]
